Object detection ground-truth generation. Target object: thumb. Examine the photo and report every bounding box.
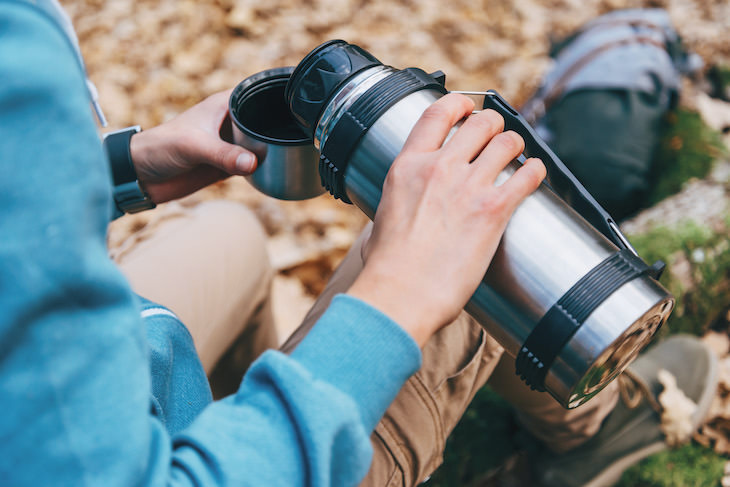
[192,133,258,175]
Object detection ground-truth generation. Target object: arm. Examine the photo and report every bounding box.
[0,3,416,486]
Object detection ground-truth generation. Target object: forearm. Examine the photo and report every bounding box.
[1,4,421,485]
[174,295,421,486]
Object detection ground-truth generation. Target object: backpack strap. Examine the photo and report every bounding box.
[529,35,668,123]
[522,9,698,124]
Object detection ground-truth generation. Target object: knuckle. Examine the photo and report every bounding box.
[429,159,450,179]
[420,102,450,123]
[466,115,495,134]
[442,92,475,111]
[521,158,547,189]
[217,146,240,171]
[422,94,473,122]
[475,109,504,133]
[493,131,524,154]
[528,167,545,189]
[479,191,509,215]
[387,157,412,184]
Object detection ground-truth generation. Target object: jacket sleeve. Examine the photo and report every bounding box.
[0,3,421,486]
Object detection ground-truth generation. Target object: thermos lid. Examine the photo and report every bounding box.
[285,40,382,139]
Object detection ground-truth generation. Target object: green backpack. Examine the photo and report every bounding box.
[521,8,701,220]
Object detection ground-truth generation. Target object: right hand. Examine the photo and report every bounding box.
[347,94,546,347]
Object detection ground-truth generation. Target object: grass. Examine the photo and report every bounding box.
[618,444,726,487]
[427,107,729,487]
[629,221,730,337]
[647,108,727,206]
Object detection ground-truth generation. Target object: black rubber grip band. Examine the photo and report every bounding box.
[319,155,351,203]
[516,249,651,391]
[319,68,446,200]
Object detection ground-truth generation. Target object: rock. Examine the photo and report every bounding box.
[696,92,730,133]
[621,167,730,235]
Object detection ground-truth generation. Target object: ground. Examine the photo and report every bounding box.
[65,0,730,484]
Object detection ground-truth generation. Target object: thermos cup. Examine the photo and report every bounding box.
[248,40,674,408]
[229,67,324,200]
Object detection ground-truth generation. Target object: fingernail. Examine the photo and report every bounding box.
[236,153,255,173]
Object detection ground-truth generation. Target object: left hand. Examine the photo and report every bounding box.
[128,90,257,203]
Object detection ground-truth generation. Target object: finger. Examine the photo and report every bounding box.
[495,157,546,212]
[184,90,234,131]
[471,130,525,184]
[145,165,230,203]
[401,93,475,153]
[187,133,258,175]
[442,109,504,164]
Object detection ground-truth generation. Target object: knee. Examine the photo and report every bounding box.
[192,200,272,283]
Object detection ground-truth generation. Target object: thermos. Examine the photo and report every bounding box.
[236,40,675,408]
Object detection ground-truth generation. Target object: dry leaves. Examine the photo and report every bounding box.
[694,330,730,455]
[658,369,698,446]
[695,330,730,454]
[67,0,730,132]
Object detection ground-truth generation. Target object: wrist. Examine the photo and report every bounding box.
[103,126,156,214]
[347,266,442,347]
[127,128,158,184]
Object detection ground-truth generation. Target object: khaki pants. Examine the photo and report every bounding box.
[114,200,618,486]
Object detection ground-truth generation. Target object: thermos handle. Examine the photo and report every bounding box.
[482,92,632,248]
[452,90,664,279]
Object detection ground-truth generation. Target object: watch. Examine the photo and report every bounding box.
[102,125,156,214]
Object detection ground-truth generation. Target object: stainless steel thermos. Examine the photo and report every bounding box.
[236,40,675,408]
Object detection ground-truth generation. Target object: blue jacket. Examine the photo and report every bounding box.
[0,2,422,485]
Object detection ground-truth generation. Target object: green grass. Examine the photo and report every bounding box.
[426,106,729,487]
[618,444,726,487]
[647,108,727,206]
[629,220,730,337]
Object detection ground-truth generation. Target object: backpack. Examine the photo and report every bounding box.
[521,8,701,220]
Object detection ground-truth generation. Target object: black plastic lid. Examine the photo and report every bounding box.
[285,40,382,139]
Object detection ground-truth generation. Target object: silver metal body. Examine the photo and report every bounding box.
[318,76,673,407]
[231,128,322,201]
[230,68,324,201]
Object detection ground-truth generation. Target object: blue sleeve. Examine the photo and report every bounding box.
[0,3,421,486]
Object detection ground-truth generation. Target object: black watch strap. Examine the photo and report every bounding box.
[103,125,156,214]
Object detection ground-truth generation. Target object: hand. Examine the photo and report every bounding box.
[128,90,257,203]
[347,94,546,347]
